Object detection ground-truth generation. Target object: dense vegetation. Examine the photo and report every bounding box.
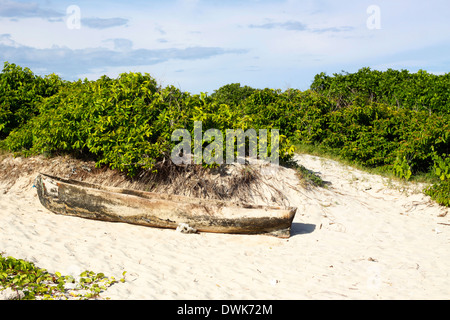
[311,67,450,114]
[310,68,450,206]
[0,63,64,140]
[0,62,448,207]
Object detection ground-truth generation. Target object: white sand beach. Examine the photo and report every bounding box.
[1,153,449,300]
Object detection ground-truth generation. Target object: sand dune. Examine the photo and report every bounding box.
[0,153,449,299]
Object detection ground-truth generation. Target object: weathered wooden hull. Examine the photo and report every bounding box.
[35,173,297,238]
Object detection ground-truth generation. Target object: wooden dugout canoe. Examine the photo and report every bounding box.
[35,173,297,238]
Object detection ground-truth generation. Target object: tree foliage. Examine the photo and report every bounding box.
[311,67,450,114]
[0,62,64,139]
[210,83,256,106]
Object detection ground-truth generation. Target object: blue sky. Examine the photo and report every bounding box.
[0,0,449,93]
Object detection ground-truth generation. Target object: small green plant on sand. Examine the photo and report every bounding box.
[424,151,450,207]
[0,253,126,300]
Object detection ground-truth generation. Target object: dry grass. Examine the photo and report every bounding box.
[0,154,298,206]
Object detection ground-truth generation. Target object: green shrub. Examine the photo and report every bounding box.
[311,67,450,113]
[0,62,64,139]
[424,181,450,207]
[210,83,256,106]
[2,71,291,176]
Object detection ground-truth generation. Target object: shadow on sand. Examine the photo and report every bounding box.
[290,223,316,237]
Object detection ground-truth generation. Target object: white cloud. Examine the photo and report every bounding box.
[0,0,63,18]
[110,38,133,51]
[81,17,129,29]
[0,33,247,81]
